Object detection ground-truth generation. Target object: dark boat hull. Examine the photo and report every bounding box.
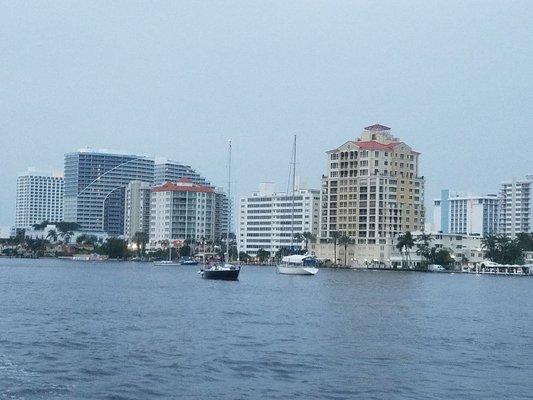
[201,269,240,281]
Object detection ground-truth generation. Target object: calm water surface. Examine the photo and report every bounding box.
[1,258,532,399]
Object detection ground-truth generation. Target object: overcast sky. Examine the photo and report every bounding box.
[1,1,532,226]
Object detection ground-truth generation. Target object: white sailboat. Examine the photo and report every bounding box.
[277,254,318,275]
[277,135,318,276]
[154,243,180,266]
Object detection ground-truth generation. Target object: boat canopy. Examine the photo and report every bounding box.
[281,254,317,265]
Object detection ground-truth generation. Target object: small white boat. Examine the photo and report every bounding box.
[153,260,181,266]
[277,254,318,275]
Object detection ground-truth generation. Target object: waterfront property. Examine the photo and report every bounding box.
[64,149,154,235]
[237,182,320,257]
[15,168,64,229]
[149,178,216,247]
[319,124,425,262]
[499,174,533,237]
[154,157,231,242]
[433,190,499,236]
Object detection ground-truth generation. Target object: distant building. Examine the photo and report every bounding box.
[154,158,211,186]
[214,188,231,242]
[433,190,499,236]
[499,174,533,237]
[64,149,154,235]
[154,158,230,240]
[149,178,215,246]
[237,182,320,256]
[319,124,425,250]
[15,168,64,229]
[124,181,151,240]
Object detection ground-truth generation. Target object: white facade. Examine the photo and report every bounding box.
[499,174,533,237]
[15,168,64,229]
[124,181,151,240]
[433,190,499,236]
[149,179,215,247]
[237,182,320,256]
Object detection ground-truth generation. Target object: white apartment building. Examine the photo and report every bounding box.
[237,182,320,256]
[124,181,151,240]
[15,168,64,229]
[433,190,499,236]
[149,178,215,247]
[499,174,533,237]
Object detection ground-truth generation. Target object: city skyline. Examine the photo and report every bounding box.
[1,2,532,226]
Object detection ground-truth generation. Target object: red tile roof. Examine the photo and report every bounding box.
[151,181,214,193]
[355,140,395,151]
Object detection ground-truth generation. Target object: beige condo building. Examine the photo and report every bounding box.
[320,124,425,250]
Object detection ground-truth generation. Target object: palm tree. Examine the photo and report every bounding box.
[481,235,498,261]
[133,231,149,257]
[46,229,58,243]
[338,235,352,266]
[396,232,414,268]
[301,232,316,253]
[330,231,340,264]
[293,232,304,252]
[60,230,74,244]
[416,233,433,262]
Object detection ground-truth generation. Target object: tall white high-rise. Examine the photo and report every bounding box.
[433,190,499,236]
[149,178,216,246]
[15,168,64,229]
[64,149,154,234]
[237,182,320,256]
[499,174,533,237]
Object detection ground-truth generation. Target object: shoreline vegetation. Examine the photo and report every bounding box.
[2,224,532,274]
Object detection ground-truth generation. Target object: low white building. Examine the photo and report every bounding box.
[15,168,64,229]
[433,189,499,236]
[389,231,486,268]
[237,182,320,256]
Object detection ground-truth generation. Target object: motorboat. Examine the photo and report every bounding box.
[200,263,240,280]
[277,254,318,275]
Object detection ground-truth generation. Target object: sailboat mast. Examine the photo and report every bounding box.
[290,135,296,251]
[226,139,232,262]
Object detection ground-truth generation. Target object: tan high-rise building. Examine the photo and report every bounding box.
[319,124,425,246]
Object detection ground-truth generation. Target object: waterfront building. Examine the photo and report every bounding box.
[319,124,425,258]
[154,158,230,239]
[499,174,533,237]
[15,168,64,229]
[388,232,486,269]
[64,149,154,235]
[433,190,499,236]
[237,182,320,257]
[149,178,215,246]
[124,181,151,240]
